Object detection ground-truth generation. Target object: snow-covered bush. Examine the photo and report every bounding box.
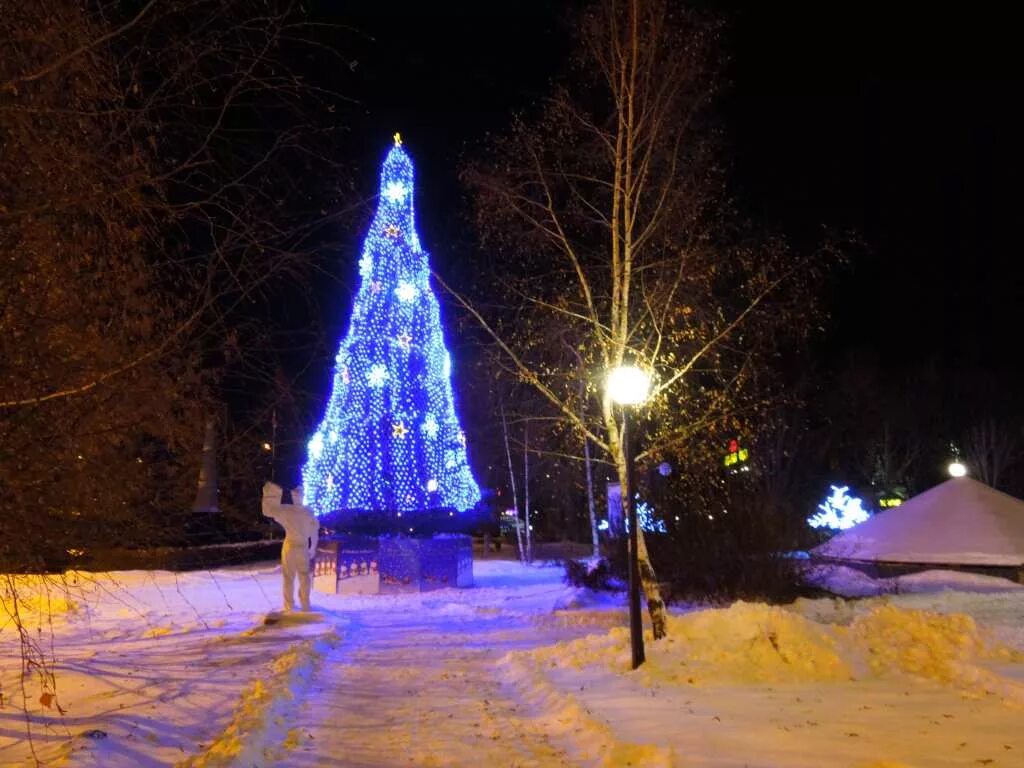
[563,558,619,591]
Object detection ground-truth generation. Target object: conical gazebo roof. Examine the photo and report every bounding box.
[814,477,1024,566]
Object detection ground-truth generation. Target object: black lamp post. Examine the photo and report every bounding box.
[607,364,651,670]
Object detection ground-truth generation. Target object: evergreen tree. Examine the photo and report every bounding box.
[302,136,480,520]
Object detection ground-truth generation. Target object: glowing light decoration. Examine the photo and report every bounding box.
[301,138,481,517]
[808,485,872,531]
[367,364,388,387]
[622,496,667,534]
[395,280,418,303]
[384,181,408,203]
[723,438,750,469]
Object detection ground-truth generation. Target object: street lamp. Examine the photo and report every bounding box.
[607,364,651,669]
[948,460,967,478]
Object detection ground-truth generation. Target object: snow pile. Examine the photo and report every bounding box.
[515,601,1024,700]
[850,604,1024,706]
[804,563,895,597]
[181,626,339,767]
[527,602,852,685]
[898,569,1024,593]
[805,563,1024,598]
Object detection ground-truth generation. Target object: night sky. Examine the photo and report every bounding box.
[313,1,1023,389]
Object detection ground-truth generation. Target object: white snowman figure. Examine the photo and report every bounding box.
[262,482,320,612]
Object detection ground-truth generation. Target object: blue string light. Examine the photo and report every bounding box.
[302,136,481,518]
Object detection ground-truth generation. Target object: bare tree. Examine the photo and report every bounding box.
[455,0,831,638]
[964,419,1021,490]
[862,421,920,496]
[1,0,349,739]
[523,419,533,562]
[500,402,526,563]
[1,0,349,538]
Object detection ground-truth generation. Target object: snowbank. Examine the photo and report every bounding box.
[507,595,1024,767]
[513,601,1024,700]
[805,563,1023,598]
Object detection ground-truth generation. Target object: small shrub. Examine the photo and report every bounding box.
[563,558,620,591]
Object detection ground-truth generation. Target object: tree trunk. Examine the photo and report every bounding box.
[612,428,667,640]
[523,420,533,563]
[583,433,599,560]
[501,403,525,564]
[577,373,600,560]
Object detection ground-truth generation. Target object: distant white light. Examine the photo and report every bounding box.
[948,460,967,478]
[426,479,439,492]
[606,365,651,406]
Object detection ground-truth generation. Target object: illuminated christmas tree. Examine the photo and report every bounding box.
[302,135,481,520]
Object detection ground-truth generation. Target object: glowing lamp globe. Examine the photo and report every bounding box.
[948,460,967,478]
[607,365,651,406]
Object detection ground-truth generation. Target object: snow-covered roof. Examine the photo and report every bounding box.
[814,477,1024,566]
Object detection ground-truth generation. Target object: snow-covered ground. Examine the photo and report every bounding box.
[2,560,1023,767]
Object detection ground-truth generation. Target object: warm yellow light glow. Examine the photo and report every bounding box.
[948,460,967,478]
[262,442,272,452]
[393,132,402,147]
[607,365,651,406]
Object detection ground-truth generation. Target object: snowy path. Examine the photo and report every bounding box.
[288,607,583,767]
